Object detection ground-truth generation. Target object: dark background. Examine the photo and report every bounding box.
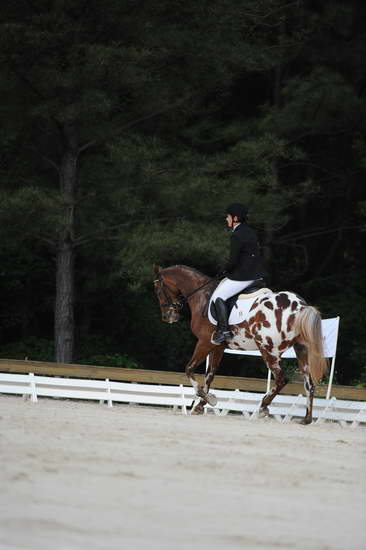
[0,1,365,385]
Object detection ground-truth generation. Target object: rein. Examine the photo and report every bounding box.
[183,277,217,302]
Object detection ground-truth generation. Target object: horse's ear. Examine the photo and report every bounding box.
[153,264,162,277]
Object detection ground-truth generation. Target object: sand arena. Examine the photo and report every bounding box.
[0,394,365,550]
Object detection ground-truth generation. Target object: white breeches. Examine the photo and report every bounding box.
[211,278,255,302]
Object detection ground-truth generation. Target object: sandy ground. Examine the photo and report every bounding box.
[0,395,365,550]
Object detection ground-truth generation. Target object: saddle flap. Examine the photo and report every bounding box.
[208,287,272,325]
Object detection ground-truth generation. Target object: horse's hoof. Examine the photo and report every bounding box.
[206,392,217,407]
[258,407,269,418]
[196,389,216,406]
[300,417,312,425]
[191,407,204,415]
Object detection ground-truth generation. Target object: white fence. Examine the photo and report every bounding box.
[0,371,365,428]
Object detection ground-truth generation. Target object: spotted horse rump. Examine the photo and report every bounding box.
[153,265,328,424]
[229,291,302,352]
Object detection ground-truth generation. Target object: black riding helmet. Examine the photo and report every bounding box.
[226,203,248,222]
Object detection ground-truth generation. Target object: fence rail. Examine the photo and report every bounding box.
[1,371,365,427]
[1,358,365,401]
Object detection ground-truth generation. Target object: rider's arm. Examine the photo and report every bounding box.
[224,233,242,274]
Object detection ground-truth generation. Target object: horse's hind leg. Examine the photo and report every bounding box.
[257,347,287,417]
[294,342,314,424]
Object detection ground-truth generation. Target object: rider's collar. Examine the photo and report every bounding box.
[232,222,241,232]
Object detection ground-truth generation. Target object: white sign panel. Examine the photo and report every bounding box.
[225,317,340,359]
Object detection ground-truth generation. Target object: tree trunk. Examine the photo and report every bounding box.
[54,127,78,363]
[55,237,75,362]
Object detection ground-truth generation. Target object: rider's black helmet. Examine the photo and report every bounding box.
[226,203,248,222]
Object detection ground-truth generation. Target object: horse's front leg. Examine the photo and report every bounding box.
[185,340,216,414]
[200,346,225,407]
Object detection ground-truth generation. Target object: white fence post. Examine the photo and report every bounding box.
[180,384,187,415]
[29,372,38,403]
[351,402,366,429]
[282,394,303,423]
[105,378,113,408]
[315,396,336,424]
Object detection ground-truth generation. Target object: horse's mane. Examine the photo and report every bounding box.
[167,264,211,280]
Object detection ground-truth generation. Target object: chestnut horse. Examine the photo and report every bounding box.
[153,264,327,424]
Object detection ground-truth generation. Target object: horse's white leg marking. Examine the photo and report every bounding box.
[186,359,199,394]
[302,365,315,424]
[189,367,203,415]
[190,378,199,393]
[303,368,311,411]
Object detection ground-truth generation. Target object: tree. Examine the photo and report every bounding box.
[1,0,295,361]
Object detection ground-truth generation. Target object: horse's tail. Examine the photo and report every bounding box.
[294,306,328,384]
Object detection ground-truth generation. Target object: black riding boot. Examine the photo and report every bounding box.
[211,298,233,345]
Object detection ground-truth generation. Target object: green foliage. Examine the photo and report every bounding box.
[81,354,141,369]
[268,67,366,136]
[119,220,227,290]
[0,336,142,369]
[124,292,196,372]
[0,186,60,243]
[0,338,54,362]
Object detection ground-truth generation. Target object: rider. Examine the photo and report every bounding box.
[211,203,267,345]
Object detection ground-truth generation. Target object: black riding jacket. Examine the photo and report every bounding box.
[224,223,267,281]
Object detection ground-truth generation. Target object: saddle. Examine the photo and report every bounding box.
[208,280,272,325]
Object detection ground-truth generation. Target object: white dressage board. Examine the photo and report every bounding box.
[224,317,339,358]
[222,317,340,400]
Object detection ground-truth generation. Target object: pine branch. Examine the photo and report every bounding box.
[74,216,177,248]
[39,236,57,248]
[19,145,60,173]
[78,94,192,154]
[277,224,365,244]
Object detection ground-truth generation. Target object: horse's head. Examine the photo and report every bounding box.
[153,264,182,323]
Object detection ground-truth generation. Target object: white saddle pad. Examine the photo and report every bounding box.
[208,288,272,326]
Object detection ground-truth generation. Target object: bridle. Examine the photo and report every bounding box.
[153,275,217,312]
[153,278,184,312]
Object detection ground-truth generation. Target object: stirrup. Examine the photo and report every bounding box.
[211,329,233,345]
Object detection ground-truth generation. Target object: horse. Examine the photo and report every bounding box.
[153,264,328,424]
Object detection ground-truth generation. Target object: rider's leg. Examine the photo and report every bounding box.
[211,297,232,344]
[211,279,254,345]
